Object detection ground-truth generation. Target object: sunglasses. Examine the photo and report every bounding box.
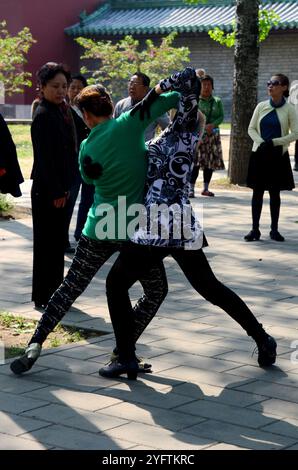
[267,80,281,87]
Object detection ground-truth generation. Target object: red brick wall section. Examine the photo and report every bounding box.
[0,0,103,104]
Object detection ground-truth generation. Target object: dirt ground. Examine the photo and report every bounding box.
[0,314,101,358]
[0,205,31,220]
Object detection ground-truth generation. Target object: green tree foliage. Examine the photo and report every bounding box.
[76,32,190,100]
[209,10,280,47]
[0,21,36,95]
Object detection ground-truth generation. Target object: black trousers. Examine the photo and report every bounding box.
[31,184,68,305]
[106,243,265,358]
[251,188,281,231]
[190,166,213,185]
[30,236,168,361]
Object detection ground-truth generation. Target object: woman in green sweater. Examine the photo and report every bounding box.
[189,74,225,197]
[10,83,179,379]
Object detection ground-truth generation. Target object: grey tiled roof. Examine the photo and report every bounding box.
[65,1,298,36]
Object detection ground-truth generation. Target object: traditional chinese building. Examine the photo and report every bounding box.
[65,0,298,119]
[2,0,298,118]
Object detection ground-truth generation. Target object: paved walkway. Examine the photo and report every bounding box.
[0,163,298,450]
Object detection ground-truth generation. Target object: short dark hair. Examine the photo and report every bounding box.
[71,74,88,88]
[37,62,71,86]
[273,74,290,97]
[75,84,114,117]
[201,74,214,89]
[131,72,150,87]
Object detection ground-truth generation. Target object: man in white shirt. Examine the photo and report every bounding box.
[114,72,169,141]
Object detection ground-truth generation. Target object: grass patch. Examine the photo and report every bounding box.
[0,195,13,213]
[8,124,32,179]
[207,177,248,190]
[220,122,231,130]
[0,311,103,359]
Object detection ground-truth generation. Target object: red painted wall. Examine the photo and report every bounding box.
[0,0,103,104]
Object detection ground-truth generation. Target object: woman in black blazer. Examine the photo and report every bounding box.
[31,63,78,308]
[0,114,24,197]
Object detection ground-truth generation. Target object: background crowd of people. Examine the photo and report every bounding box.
[1,62,297,379]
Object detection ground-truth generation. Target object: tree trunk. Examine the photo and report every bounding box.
[228,0,260,185]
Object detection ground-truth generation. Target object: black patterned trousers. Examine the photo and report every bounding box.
[30,235,168,360]
[106,243,267,351]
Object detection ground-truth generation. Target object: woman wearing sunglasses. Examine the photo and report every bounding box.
[245,74,298,242]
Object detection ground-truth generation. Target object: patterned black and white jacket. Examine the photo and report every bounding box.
[131,67,205,249]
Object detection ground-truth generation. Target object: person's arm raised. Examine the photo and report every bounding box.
[130,85,162,120]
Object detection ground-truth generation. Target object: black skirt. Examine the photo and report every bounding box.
[247,146,295,191]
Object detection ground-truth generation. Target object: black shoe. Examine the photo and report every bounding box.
[110,351,152,373]
[255,335,277,367]
[99,358,138,380]
[270,230,285,242]
[10,343,41,375]
[244,229,261,241]
[293,164,298,171]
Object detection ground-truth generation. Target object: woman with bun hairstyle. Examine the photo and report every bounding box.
[10,81,180,379]
[30,62,80,309]
[245,74,298,242]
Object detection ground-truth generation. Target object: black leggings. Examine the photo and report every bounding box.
[251,188,281,231]
[106,244,265,358]
[30,236,168,360]
[190,167,213,185]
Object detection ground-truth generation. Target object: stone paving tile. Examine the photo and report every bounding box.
[284,443,298,450]
[269,326,298,342]
[26,368,113,392]
[147,338,234,357]
[162,366,255,389]
[23,386,123,411]
[206,443,249,450]
[128,445,157,450]
[170,382,266,407]
[100,401,207,432]
[174,399,277,429]
[226,365,298,388]
[260,417,298,440]
[0,432,50,450]
[129,344,178,360]
[55,344,114,360]
[0,362,47,376]
[210,337,292,355]
[0,391,48,414]
[1,179,297,450]
[235,380,298,404]
[143,329,222,345]
[21,424,133,450]
[22,404,128,433]
[214,350,297,371]
[36,355,101,375]
[74,318,112,333]
[95,380,195,410]
[182,419,297,450]
[143,351,242,373]
[249,398,298,420]
[0,411,50,436]
[0,374,49,394]
[104,422,214,450]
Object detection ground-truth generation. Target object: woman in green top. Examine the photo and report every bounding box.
[10,83,179,379]
[189,74,225,197]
